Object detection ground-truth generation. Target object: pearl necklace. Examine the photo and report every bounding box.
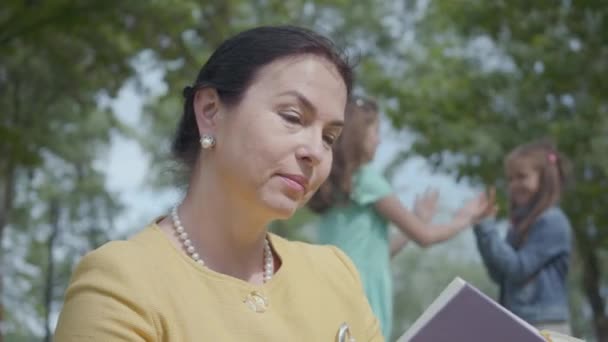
[170,206,274,283]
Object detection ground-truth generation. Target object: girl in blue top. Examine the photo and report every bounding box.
[308,97,488,339]
[474,140,573,334]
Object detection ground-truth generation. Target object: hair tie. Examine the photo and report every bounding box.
[182,86,194,99]
[548,152,558,163]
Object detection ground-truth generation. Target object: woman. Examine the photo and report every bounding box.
[55,26,382,341]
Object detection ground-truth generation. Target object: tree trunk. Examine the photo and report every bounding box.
[577,229,608,341]
[0,160,16,342]
[43,200,60,342]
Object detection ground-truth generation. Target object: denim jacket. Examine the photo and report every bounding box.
[474,206,572,323]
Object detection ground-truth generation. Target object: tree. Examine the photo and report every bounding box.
[361,1,607,340]
[0,1,198,340]
[1,0,399,339]
[9,0,602,340]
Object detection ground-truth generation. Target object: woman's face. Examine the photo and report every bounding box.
[203,55,347,219]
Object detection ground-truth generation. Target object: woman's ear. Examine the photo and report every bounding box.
[193,88,221,135]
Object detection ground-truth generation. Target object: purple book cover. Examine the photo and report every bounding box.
[398,278,546,342]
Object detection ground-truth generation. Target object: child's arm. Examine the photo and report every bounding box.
[374,193,487,247]
[473,219,506,284]
[389,189,436,257]
[473,208,571,285]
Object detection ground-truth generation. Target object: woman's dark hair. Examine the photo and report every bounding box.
[308,97,379,213]
[172,25,354,172]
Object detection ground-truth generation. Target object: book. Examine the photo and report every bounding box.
[540,330,584,342]
[397,277,584,342]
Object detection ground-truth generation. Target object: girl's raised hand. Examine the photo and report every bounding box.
[413,188,440,223]
[453,188,498,228]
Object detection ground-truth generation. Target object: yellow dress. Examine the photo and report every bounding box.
[54,224,383,341]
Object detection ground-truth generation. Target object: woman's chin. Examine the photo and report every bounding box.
[272,204,298,220]
[256,190,304,221]
[265,198,300,220]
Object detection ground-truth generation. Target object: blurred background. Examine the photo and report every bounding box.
[1,1,606,341]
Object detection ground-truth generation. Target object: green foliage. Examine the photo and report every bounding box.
[0,1,396,339]
[0,1,198,340]
[360,1,608,339]
[2,0,606,340]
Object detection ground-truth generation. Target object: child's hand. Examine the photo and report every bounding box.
[413,188,439,223]
[478,187,499,221]
[453,188,498,227]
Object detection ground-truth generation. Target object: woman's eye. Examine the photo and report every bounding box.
[280,112,302,125]
[323,134,337,146]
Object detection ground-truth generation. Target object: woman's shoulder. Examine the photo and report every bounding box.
[56,227,162,340]
[70,226,162,283]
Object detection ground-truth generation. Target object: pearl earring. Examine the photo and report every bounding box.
[200,134,216,149]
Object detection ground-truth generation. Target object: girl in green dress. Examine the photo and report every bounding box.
[308,96,488,339]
